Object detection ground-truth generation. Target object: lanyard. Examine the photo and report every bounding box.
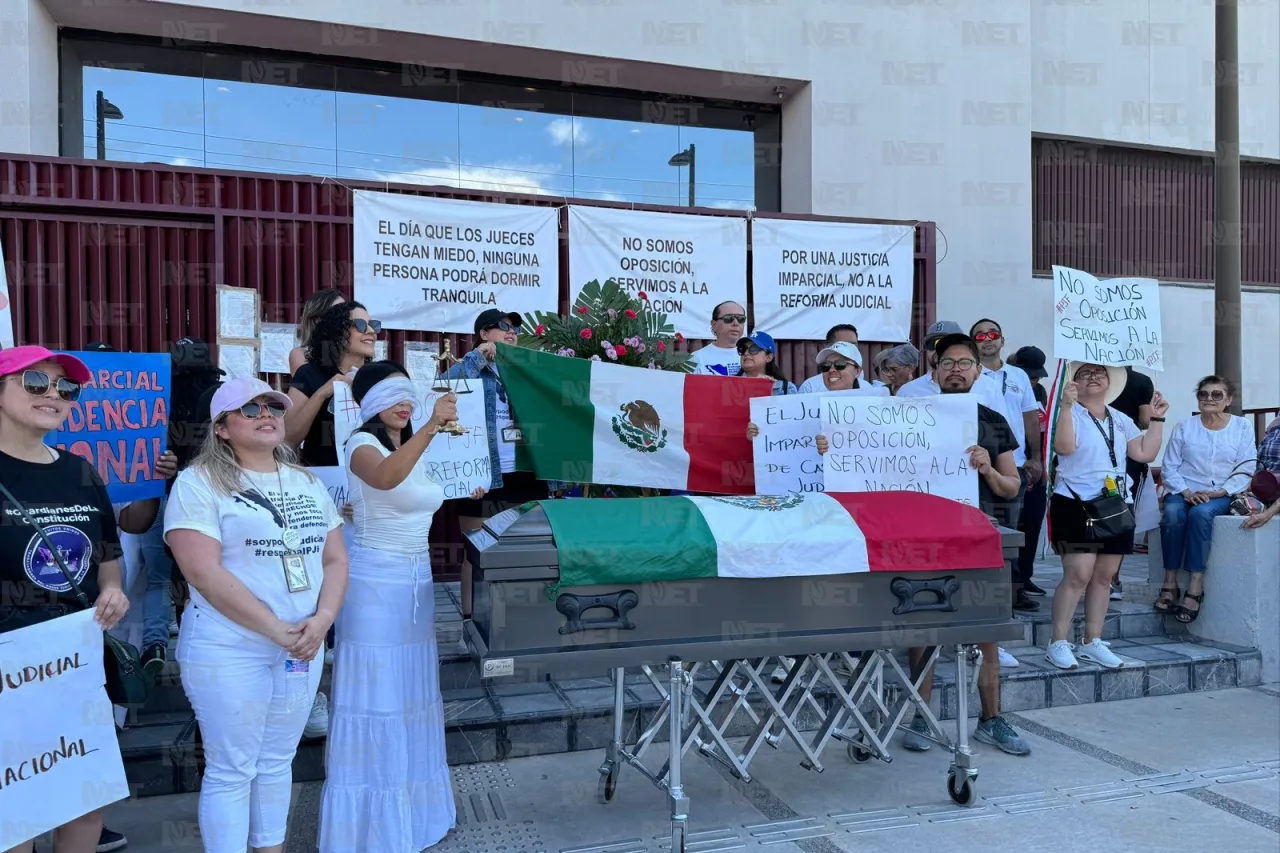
[1086,409,1119,469]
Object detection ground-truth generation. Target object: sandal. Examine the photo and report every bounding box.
[1153,585,1180,614]
[1175,592,1205,624]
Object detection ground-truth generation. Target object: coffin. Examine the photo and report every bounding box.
[462,493,1025,681]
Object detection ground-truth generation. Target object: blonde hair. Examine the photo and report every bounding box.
[297,289,345,348]
[192,417,315,495]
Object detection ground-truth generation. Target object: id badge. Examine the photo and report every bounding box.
[502,427,524,444]
[282,553,311,593]
[284,657,310,674]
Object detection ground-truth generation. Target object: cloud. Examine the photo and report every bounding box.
[546,117,589,147]
[361,162,565,197]
[706,198,756,211]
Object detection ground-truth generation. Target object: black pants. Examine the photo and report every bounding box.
[1015,475,1048,584]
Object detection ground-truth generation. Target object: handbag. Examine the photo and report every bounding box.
[0,478,149,707]
[1065,410,1136,541]
[1225,459,1277,516]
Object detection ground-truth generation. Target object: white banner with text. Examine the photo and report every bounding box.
[1051,265,1163,371]
[354,191,559,334]
[751,219,915,342]
[567,205,747,339]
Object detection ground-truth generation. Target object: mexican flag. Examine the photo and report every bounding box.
[496,344,773,494]
[536,491,1005,588]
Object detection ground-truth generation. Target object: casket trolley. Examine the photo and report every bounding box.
[463,501,1023,853]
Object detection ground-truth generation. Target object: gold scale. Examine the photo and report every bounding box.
[426,338,473,436]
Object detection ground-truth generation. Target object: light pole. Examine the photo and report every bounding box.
[96,91,124,160]
[668,144,695,207]
[1213,0,1242,414]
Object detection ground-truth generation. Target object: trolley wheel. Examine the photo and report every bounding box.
[846,742,873,763]
[671,821,687,853]
[947,770,977,807]
[495,737,512,761]
[596,766,618,803]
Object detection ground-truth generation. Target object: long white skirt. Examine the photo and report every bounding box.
[318,544,456,852]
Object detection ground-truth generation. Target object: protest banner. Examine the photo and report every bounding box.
[0,611,129,850]
[751,219,915,342]
[48,351,171,503]
[820,393,979,506]
[353,191,559,334]
[567,205,748,339]
[1051,265,1163,371]
[751,387,893,495]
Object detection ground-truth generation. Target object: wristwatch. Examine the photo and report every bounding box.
[1150,416,1166,422]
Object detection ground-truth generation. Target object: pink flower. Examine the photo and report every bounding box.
[580,328,593,340]
[614,345,628,356]
[590,354,602,362]
[624,309,637,319]
[607,308,618,320]
[638,291,649,301]
[605,347,618,360]
[556,347,576,357]
[535,324,546,336]
[636,342,646,353]
[576,305,589,315]
[657,340,666,353]
[601,340,613,350]
[647,361,657,369]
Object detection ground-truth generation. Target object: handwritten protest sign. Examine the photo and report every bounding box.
[751,388,893,495]
[48,352,171,503]
[0,611,129,850]
[820,394,979,506]
[331,380,364,455]
[1052,265,1163,371]
[311,467,356,554]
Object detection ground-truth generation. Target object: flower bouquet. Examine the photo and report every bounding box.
[519,279,691,498]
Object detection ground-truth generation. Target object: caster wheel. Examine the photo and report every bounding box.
[596,767,618,803]
[846,742,872,763]
[671,822,687,853]
[947,770,977,806]
[495,737,512,761]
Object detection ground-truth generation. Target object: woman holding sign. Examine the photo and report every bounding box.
[164,377,349,853]
[319,361,458,852]
[0,346,129,853]
[1046,363,1167,671]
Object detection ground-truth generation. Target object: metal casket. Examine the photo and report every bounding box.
[463,503,1024,681]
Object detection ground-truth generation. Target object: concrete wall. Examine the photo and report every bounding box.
[0,0,58,156]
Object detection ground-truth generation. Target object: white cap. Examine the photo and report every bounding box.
[815,341,862,368]
[209,376,293,421]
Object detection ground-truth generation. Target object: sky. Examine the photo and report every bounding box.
[83,66,757,209]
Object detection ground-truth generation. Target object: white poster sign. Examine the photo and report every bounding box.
[0,238,14,348]
[353,191,559,334]
[0,611,130,850]
[1052,265,1163,371]
[330,380,364,455]
[751,219,915,342]
[820,393,979,506]
[751,387,894,496]
[310,466,355,554]
[567,205,748,339]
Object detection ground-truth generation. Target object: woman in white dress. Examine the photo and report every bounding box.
[320,360,458,852]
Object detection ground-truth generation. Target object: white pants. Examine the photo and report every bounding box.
[177,604,322,853]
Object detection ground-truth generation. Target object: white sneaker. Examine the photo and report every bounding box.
[304,692,329,739]
[1045,640,1079,670]
[771,657,795,684]
[997,647,1020,668]
[1077,638,1124,670]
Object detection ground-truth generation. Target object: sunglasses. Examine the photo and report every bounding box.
[14,369,82,402]
[716,314,747,324]
[1196,389,1227,401]
[352,319,382,334]
[819,361,852,373]
[485,321,517,333]
[235,400,288,419]
[737,344,768,356]
[973,331,1000,342]
[938,358,977,371]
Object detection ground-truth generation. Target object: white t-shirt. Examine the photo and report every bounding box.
[1053,404,1142,502]
[1159,415,1257,496]
[690,344,742,377]
[898,371,1009,418]
[982,363,1039,468]
[345,432,445,555]
[164,464,343,638]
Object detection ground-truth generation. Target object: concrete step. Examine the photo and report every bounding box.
[1001,597,1185,650]
[118,634,1262,799]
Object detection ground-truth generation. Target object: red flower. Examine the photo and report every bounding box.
[580,328,593,340]
[576,305,589,314]
[657,340,666,353]
[674,332,684,344]
[614,345,627,356]
[535,324,546,336]
[638,291,649,301]
[624,309,637,319]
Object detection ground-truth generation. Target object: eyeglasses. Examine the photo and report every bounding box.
[973,331,1000,342]
[1196,389,1227,401]
[818,361,852,373]
[1075,370,1108,381]
[484,321,516,333]
[14,369,82,402]
[716,314,747,324]
[938,358,977,371]
[352,319,382,334]
[737,344,767,356]
[235,400,288,419]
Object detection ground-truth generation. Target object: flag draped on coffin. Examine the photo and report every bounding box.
[495,344,773,493]
[535,491,1005,589]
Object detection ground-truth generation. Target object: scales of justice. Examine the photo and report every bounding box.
[428,339,473,436]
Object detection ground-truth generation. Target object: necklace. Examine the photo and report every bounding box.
[256,464,302,552]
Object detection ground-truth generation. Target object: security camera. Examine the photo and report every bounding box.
[774,86,787,100]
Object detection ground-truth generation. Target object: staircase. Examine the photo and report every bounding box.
[118,560,1263,798]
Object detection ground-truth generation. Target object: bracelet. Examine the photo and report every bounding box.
[1149,417,1166,422]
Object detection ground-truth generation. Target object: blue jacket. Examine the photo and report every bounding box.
[444,349,504,491]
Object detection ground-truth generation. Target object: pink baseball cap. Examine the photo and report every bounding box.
[209,376,292,421]
[0,346,92,384]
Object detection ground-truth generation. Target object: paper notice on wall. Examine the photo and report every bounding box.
[0,238,14,348]
[216,286,259,341]
[567,205,748,339]
[0,611,130,850]
[820,393,979,507]
[403,340,440,385]
[260,323,296,375]
[751,219,915,342]
[353,191,559,334]
[751,388,894,496]
[410,387,491,500]
[218,343,259,379]
[1051,265,1163,371]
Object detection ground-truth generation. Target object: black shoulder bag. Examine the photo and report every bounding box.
[0,478,149,706]
[1063,411,1136,541]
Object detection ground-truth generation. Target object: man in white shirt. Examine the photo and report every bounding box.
[797,324,882,392]
[690,301,747,376]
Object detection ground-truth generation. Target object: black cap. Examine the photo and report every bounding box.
[473,309,522,336]
[933,332,977,357]
[85,341,116,352]
[1011,345,1047,378]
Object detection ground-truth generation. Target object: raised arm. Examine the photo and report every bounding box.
[349,395,457,491]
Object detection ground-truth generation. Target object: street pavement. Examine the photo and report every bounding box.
[95,685,1279,853]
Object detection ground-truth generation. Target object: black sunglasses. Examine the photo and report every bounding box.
[235,400,288,419]
[352,319,382,334]
[484,321,517,333]
[737,344,768,356]
[15,369,82,402]
[818,361,852,373]
[716,314,747,324]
